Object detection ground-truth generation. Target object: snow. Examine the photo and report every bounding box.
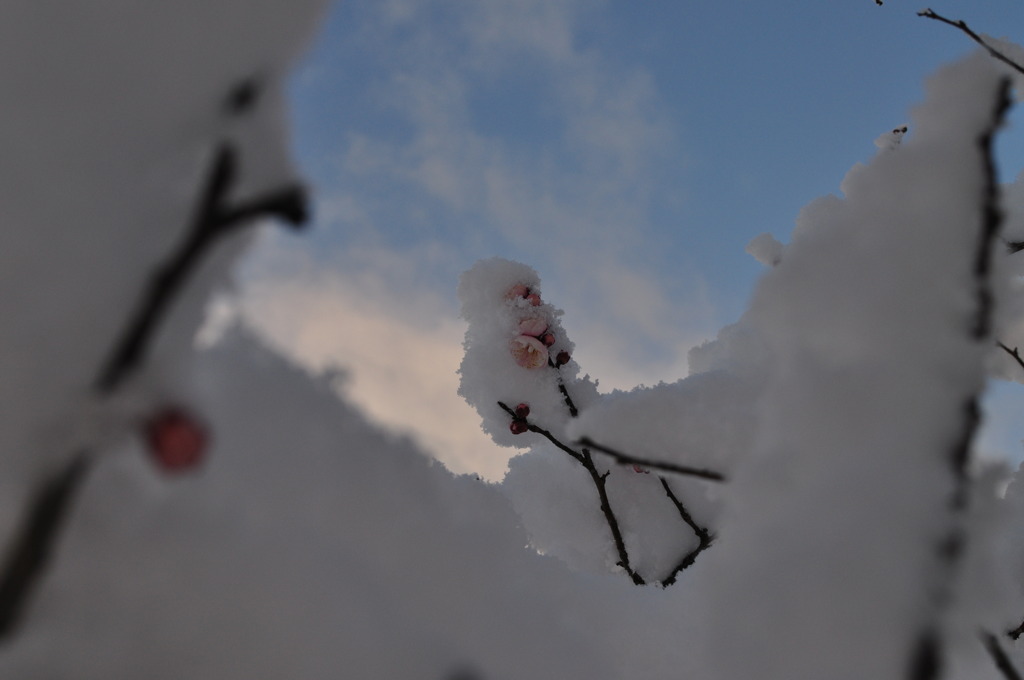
[687,54,1013,680]
[5,1,1024,677]
[457,257,599,448]
[745,232,784,266]
[0,327,696,679]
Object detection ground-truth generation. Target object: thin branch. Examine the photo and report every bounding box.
[983,631,1024,680]
[497,402,583,464]
[548,357,579,417]
[918,9,1024,78]
[1009,620,1024,641]
[497,400,641,584]
[659,476,714,587]
[0,85,309,644]
[998,341,1024,373]
[582,449,645,585]
[0,453,90,640]
[96,144,307,393]
[577,437,726,482]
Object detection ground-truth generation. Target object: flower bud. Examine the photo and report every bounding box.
[514,403,530,419]
[555,350,571,367]
[509,419,529,435]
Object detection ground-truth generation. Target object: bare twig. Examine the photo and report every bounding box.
[983,631,1024,680]
[659,476,713,586]
[918,9,1024,78]
[582,449,645,585]
[497,401,642,583]
[0,82,309,645]
[497,402,583,464]
[997,342,1024,373]
[549,357,579,417]
[96,143,307,393]
[0,454,89,640]
[577,437,726,482]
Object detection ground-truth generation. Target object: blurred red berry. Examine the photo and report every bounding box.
[514,403,530,419]
[509,419,529,435]
[540,333,555,347]
[555,350,571,366]
[145,407,208,473]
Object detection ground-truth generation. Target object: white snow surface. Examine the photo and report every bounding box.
[688,54,1014,680]
[0,1,326,538]
[745,232,784,267]
[0,327,695,679]
[7,3,1024,678]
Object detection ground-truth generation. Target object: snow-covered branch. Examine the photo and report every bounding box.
[97,142,307,393]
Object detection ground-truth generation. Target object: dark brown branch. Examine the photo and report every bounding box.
[918,10,1024,79]
[1005,240,1024,254]
[1008,620,1024,641]
[659,476,713,587]
[906,76,1012,680]
[497,402,583,464]
[497,401,642,584]
[548,357,579,417]
[0,86,309,643]
[0,454,90,641]
[96,144,307,393]
[577,437,726,482]
[997,341,1024,373]
[983,630,1024,680]
[907,632,941,680]
[582,449,645,585]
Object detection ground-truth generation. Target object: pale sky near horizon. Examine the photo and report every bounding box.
[229,0,1024,479]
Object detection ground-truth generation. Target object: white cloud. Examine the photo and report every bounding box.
[226,240,513,481]
[230,0,723,478]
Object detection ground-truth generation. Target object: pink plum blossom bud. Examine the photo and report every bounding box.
[540,333,555,347]
[510,335,549,369]
[505,284,530,301]
[514,403,530,419]
[632,464,650,474]
[509,419,529,435]
[526,293,542,306]
[518,317,548,337]
[555,350,571,367]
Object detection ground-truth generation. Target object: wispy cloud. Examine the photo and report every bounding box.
[227,238,512,481]
[233,0,722,477]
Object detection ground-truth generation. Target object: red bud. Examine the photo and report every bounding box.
[145,407,208,473]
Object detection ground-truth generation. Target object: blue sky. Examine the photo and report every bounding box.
[234,0,1024,478]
